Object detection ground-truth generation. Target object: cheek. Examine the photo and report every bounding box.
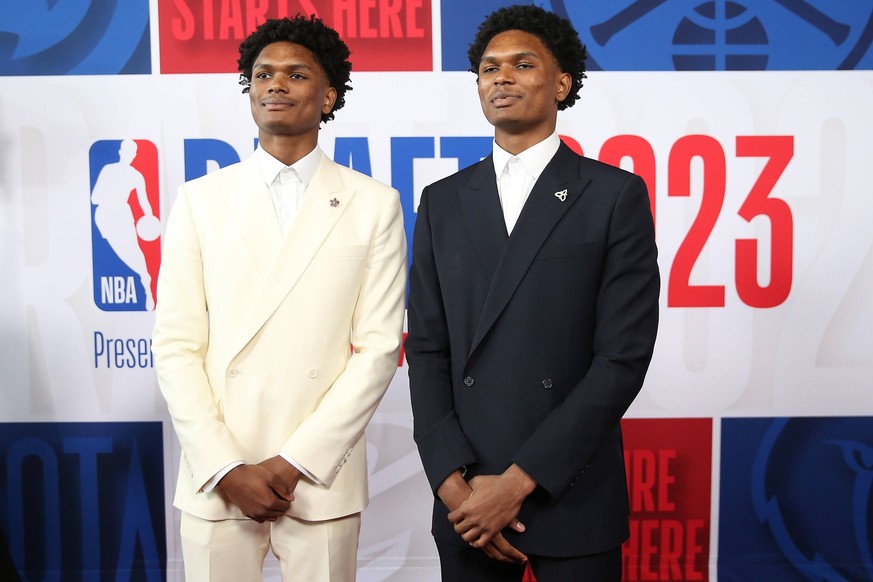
[298,88,319,105]
[477,86,490,106]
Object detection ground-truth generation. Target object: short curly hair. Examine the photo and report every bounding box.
[467,5,587,110]
[238,15,352,123]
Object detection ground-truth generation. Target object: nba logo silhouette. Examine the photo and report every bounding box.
[89,139,161,311]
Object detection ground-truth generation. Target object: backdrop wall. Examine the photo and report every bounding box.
[1,1,872,580]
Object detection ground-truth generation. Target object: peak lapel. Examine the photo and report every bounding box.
[458,157,509,282]
[468,145,591,358]
[231,157,353,357]
[223,158,283,277]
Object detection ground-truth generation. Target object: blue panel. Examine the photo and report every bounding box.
[441,0,873,71]
[719,417,873,581]
[0,422,166,580]
[0,0,151,75]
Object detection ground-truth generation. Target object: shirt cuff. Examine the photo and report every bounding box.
[201,460,244,493]
[280,453,324,486]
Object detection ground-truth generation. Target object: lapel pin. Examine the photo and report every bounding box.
[554,189,568,202]
[330,198,340,207]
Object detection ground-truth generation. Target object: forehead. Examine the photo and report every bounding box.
[481,29,554,62]
[253,41,320,68]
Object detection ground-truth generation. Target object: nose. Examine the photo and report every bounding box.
[268,74,288,93]
[494,64,514,85]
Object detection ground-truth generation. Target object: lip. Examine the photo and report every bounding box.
[490,91,521,107]
[262,99,295,110]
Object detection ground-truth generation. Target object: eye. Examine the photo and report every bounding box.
[481,65,498,74]
[289,73,306,80]
[255,71,271,80]
[516,63,533,69]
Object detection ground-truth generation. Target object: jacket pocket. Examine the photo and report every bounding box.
[536,242,599,260]
[318,244,369,259]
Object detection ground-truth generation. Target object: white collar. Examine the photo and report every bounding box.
[255,145,323,189]
[491,131,561,179]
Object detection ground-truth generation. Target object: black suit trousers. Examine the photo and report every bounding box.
[436,541,622,582]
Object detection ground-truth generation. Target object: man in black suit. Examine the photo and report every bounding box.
[406,5,660,581]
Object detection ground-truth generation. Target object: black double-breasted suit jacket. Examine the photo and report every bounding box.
[406,143,660,557]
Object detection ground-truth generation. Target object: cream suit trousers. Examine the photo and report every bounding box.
[180,511,361,581]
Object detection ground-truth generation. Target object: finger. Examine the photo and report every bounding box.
[482,542,519,563]
[463,526,493,546]
[269,501,291,515]
[458,524,479,539]
[267,476,292,500]
[271,486,292,502]
[508,518,526,533]
[481,544,510,562]
[490,537,527,564]
[470,530,496,548]
[453,520,474,535]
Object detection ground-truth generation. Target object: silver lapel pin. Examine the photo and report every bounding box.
[554,189,568,202]
[330,198,340,207]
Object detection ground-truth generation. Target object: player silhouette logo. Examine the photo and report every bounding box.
[89,139,161,312]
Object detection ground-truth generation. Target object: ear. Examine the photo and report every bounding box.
[323,86,338,114]
[556,72,572,103]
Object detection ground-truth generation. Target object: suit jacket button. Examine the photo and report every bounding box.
[307,369,318,379]
[542,378,553,389]
[463,376,475,387]
[228,368,239,378]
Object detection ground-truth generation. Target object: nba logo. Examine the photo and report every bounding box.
[89,139,161,311]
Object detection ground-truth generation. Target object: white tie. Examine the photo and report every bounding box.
[273,167,302,233]
[500,157,525,234]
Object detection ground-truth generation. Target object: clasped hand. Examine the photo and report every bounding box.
[217,456,302,523]
[439,464,536,563]
[448,474,527,548]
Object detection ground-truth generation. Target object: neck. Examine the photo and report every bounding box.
[259,133,318,166]
[494,124,555,156]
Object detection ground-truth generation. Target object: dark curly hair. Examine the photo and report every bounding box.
[467,5,587,110]
[238,15,352,123]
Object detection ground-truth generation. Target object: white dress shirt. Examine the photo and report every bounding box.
[256,145,323,234]
[492,131,561,234]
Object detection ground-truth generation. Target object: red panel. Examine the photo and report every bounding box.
[158,0,432,73]
[621,418,712,582]
[522,419,711,582]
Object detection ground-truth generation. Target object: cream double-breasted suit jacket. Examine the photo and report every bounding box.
[153,153,407,522]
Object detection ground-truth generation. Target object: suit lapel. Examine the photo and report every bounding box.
[232,155,354,357]
[468,144,591,358]
[458,156,508,283]
[223,157,283,277]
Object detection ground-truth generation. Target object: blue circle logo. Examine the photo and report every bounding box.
[548,0,873,70]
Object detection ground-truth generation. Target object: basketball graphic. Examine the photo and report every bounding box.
[135,215,162,242]
[558,0,873,70]
[440,1,873,70]
[672,2,769,70]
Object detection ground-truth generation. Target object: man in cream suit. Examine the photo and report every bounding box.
[153,15,407,581]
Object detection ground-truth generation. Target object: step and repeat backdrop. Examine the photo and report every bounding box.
[1,1,872,580]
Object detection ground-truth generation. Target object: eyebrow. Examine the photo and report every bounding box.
[480,51,541,64]
[252,61,315,71]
